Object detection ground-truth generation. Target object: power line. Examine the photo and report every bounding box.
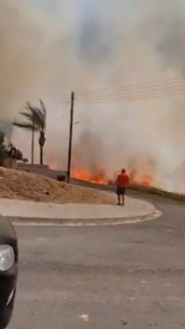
[75,91,181,104]
[76,87,182,104]
[76,76,183,97]
[61,90,181,105]
[76,87,182,101]
[60,77,183,105]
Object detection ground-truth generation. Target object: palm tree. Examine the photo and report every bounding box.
[13,100,46,165]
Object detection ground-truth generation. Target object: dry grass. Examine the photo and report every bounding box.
[73,178,185,203]
[0,167,115,204]
[129,184,185,202]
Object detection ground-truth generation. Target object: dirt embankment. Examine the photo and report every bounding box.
[0,167,115,204]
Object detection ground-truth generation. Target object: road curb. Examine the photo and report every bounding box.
[3,210,162,227]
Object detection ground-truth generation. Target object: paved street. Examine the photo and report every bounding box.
[9,197,185,329]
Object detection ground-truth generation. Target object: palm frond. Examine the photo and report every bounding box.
[26,102,46,130]
[12,121,38,131]
[13,100,47,132]
[39,99,46,127]
[26,103,42,121]
[19,111,33,121]
[39,99,46,118]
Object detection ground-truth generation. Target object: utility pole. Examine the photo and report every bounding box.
[31,123,35,165]
[66,91,75,183]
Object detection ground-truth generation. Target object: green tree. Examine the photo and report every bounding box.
[13,100,46,165]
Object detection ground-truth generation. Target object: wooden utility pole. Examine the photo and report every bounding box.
[31,124,35,165]
[67,91,75,182]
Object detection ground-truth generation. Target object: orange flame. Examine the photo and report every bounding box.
[72,168,108,185]
[129,173,153,187]
[48,162,184,194]
[72,167,154,187]
[48,158,154,187]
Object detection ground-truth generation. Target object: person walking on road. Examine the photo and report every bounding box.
[115,169,129,206]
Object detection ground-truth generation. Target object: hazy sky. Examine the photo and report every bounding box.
[0,0,184,192]
[30,0,183,74]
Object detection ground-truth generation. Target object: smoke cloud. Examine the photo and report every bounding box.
[0,0,184,192]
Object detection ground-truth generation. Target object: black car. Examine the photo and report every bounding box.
[0,218,18,329]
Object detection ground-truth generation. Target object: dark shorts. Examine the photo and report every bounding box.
[116,186,126,195]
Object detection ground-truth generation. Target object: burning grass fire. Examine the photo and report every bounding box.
[72,167,153,187]
[72,168,108,185]
[49,159,185,195]
[72,167,185,198]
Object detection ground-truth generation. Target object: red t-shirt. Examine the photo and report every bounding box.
[116,173,129,187]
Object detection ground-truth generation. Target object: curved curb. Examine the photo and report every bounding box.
[5,210,162,227]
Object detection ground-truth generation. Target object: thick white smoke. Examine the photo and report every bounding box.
[0,0,184,192]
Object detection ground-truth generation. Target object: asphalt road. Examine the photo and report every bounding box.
[9,194,185,329]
